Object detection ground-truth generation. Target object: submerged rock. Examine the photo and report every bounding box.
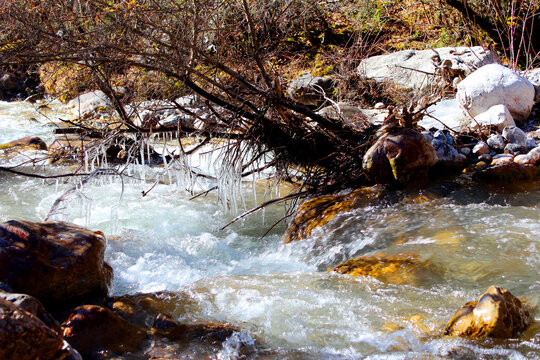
[363,128,437,184]
[0,220,113,308]
[456,64,535,120]
[331,252,437,286]
[152,314,240,343]
[0,297,64,360]
[444,286,536,338]
[62,305,147,357]
[283,187,385,243]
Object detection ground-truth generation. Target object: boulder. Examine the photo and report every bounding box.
[0,297,64,360]
[0,220,113,308]
[502,125,527,146]
[456,64,535,120]
[444,286,536,338]
[363,128,438,184]
[358,46,498,92]
[151,314,239,343]
[283,187,386,243]
[475,162,540,182]
[472,104,515,132]
[287,73,336,106]
[0,291,61,333]
[419,98,468,132]
[67,90,113,116]
[62,305,147,357]
[331,252,438,286]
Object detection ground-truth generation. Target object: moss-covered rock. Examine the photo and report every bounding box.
[444,286,536,338]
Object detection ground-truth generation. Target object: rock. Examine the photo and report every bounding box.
[491,154,514,166]
[0,291,61,333]
[0,297,64,360]
[287,73,336,106]
[317,103,388,129]
[62,305,147,357]
[432,140,468,169]
[514,154,534,165]
[433,130,447,142]
[502,125,527,145]
[284,187,387,243]
[460,147,471,155]
[363,128,438,184]
[152,314,239,343]
[419,98,468,132]
[475,162,540,182]
[374,102,386,109]
[358,46,498,92]
[504,143,527,156]
[0,136,47,151]
[456,64,535,120]
[529,146,540,163]
[487,134,506,151]
[478,154,491,163]
[444,286,536,338]
[472,104,515,132]
[472,141,490,156]
[331,252,438,286]
[0,220,113,308]
[0,72,21,92]
[67,90,113,116]
[421,131,433,142]
[526,137,537,150]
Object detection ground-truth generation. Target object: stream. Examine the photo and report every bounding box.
[0,99,539,359]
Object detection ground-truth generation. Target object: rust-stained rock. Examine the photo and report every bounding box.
[62,305,147,357]
[444,286,537,338]
[283,187,385,243]
[0,297,64,360]
[363,128,437,185]
[151,313,239,343]
[0,220,113,308]
[331,252,437,286]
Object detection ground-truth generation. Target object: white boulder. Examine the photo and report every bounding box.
[67,90,113,116]
[472,104,515,132]
[456,64,535,120]
[358,46,498,92]
[418,98,468,132]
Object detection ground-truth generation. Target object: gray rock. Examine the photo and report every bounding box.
[358,46,498,93]
[433,130,447,142]
[287,73,336,106]
[504,143,528,156]
[526,137,537,150]
[460,147,471,156]
[472,141,490,155]
[478,154,492,163]
[502,126,527,145]
[432,139,467,167]
[317,103,388,128]
[421,131,433,142]
[487,134,506,151]
[67,90,113,116]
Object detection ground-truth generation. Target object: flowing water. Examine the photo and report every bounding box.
[0,100,539,359]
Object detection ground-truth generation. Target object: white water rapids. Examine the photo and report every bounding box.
[0,99,539,359]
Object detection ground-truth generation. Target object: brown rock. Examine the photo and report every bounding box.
[363,128,437,184]
[0,220,113,308]
[0,136,47,151]
[475,162,540,183]
[444,286,537,338]
[0,297,64,360]
[283,186,385,243]
[0,291,61,333]
[62,305,147,357]
[152,313,239,343]
[331,252,438,286]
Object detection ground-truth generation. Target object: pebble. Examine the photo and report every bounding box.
[526,138,537,149]
[460,147,471,155]
[504,143,528,156]
[478,154,492,163]
[433,130,447,143]
[502,126,527,146]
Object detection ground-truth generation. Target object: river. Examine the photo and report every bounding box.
[0,99,539,359]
